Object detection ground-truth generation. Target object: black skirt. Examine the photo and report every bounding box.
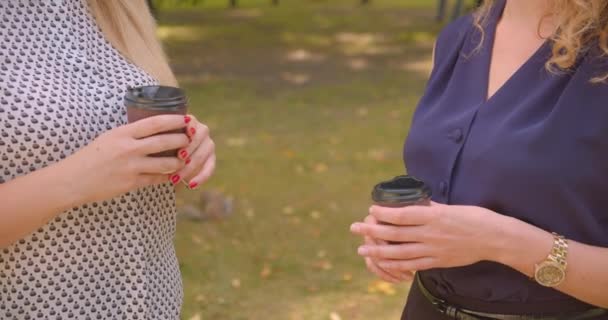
[401,278,608,320]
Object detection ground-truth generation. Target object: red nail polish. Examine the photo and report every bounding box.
[188,182,199,189]
[170,174,181,185]
[189,127,196,136]
[185,158,191,165]
[179,149,188,159]
[184,115,192,124]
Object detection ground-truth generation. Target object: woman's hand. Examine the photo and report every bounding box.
[171,114,216,189]
[67,114,190,204]
[362,214,415,284]
[351,203,509,273]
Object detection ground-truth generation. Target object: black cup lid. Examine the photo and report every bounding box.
[125,85,187,110]
[371,175,431,205]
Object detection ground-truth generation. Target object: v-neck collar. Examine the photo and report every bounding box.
[477,0,551,105]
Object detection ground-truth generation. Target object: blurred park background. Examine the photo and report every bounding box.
[153,0,477,319]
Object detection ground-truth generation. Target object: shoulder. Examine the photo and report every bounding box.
[430,14,475,72]
[435,14,475,55]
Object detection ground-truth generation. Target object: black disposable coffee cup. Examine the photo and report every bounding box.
[125,85,188,157]
[371,175,431,243]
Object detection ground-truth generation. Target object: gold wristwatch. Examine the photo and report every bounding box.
[534,232,568,287]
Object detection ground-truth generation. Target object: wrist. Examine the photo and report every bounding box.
[489,215,553,276]
[44,155,89,210]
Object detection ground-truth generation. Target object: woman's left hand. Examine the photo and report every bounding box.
[350,202,509,273]
[170,114,216,189]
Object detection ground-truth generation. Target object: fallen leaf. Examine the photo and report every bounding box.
[189,313,202,320]
[295,165,306,174]
[226,137,247,147]
[347,58,369,71]
[356,107,369,117]
[282,149,296,159]
[330,312,342,320]
[245,209,255,219]
[283,206,294,215]
[310,210,322,220]
[368,280,397,296]
[368,148,387,161]
[314,162,328,173]
[329,202,340,212]
[260,264,272,278]
[342,273,353,281]
[231,278,241,288]
[313,260,333,271]
[281,72,311,85]
[195,294,206,302]
[191,235,202,245]
[317,250,327,258]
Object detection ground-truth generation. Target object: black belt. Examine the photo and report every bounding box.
[416,274,607,320]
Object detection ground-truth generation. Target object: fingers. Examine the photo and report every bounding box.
[136,133,190,156]
[175,137,215,187]
[369,205,438,226]
[358,243,430,260]
[351,222,426,242]
[127,115,189,139]
[377,257,438,272]
[177,118,210,161]
[138,156,186,175]
[187,153,216,189]
[365,257,402,284]
[363,214,378,225]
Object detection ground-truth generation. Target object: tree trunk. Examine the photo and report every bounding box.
[229,0,237,8]
[272,0,279,6]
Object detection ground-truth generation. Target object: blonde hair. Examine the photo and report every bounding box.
[88,0,177,86]
[474,1,608,82]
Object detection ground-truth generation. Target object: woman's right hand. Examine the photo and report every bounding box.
[65,114,190,204]
[361,215,415,284]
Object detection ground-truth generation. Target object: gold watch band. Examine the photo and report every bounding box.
[549,232,568,268]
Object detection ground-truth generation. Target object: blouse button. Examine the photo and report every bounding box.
[448,128,464,143]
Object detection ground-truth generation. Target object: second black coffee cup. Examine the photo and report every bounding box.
[371,175,431,243]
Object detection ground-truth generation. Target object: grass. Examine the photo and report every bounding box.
[155,1,474,319]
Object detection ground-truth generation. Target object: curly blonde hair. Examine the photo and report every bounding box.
[475,0,608,82]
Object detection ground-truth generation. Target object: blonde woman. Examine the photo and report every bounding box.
[0,1,215,319]
[352,0,608,319]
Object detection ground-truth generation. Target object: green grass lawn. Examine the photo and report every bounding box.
[156,1,472,319]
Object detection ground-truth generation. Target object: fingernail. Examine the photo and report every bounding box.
[188,181,199,189]
[189,127,196,136]
[184,115,192,124]
[170,174,181,185]
[179,149,188,159]
[369,206,374,214]
[358,246,369,255]
[185,157,191,165]
[350,223,361,232]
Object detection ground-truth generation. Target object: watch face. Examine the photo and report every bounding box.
[535,262,565,287]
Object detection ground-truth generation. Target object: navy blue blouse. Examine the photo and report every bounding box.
[404,0,608,312]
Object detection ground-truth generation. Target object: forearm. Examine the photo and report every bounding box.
[491,215,608,308]
[0,159,82,248]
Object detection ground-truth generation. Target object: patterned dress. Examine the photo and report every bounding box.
[0,1,183,319]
